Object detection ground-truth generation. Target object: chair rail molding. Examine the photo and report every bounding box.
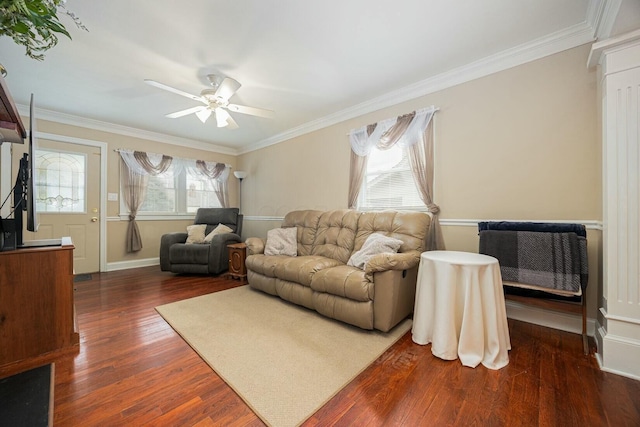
[244,216,603,230]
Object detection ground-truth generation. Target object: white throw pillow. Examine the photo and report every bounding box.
[204,223,234,243]
[347,233,404,269]
[185,224,207,244]
[264,227,298,256]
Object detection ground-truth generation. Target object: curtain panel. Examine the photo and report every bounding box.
[119,159,148,252]
[347,106,445,250]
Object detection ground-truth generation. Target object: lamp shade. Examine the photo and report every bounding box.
[234,170,247,180]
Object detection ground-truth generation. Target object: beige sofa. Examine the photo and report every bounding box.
[245,209,431,332]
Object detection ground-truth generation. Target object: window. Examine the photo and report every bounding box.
[186,173,219,213]
[140,171,176,213]
[34,149,86,213]
[358,144,423,210]
[132,164,221,217]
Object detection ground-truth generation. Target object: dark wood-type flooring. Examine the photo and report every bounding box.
[50,266,640,426]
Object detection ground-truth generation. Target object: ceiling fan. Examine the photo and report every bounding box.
[144,74,274,129]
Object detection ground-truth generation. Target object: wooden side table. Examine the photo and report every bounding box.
[227,242,247,281]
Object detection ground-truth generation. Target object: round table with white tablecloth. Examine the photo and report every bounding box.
[411,250,511,369]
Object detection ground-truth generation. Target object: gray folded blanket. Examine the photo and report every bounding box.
[479,230,588,293]
[478,221,587,238]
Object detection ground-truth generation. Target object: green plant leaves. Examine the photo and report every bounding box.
[0,0,82,60]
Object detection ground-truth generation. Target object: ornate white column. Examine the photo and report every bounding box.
[589,29,640,380]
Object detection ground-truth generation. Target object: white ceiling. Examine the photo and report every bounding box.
[0,0,638,154]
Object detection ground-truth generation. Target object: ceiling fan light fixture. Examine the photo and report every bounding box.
[195,108,211,123]
[145,76,273,130]
[206,74,223,89]
[216,108,231,127]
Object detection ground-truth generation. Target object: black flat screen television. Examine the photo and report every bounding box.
[0,94,40,251]
[26,93,38,233]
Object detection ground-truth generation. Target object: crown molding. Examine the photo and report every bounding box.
[590,0,621,40]
[16,104,238,156]
[240,10,598,154]
[587,28,640,67]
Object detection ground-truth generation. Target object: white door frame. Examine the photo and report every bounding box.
[38,132,108,272]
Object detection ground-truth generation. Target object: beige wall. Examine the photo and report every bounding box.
[10,119,238,265]
[239,43,602,317]
[240,44,600,221]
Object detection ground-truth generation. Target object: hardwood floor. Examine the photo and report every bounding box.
[52,266,640,426]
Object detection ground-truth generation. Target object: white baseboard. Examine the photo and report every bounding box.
[595,324,640,381]
[505,299,595,336]
[106,257,159,272]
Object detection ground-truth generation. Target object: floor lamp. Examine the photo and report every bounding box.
[234,170,247,213]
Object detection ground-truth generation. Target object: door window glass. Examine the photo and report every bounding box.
[34,149,86,213]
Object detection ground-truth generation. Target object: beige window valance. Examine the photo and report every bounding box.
[116,149,231,182]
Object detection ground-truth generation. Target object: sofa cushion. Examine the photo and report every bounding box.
[276,279,315,309]
[264,227,298,256]
[282,210,323,256]
[347,233,404,269]
[354,211,430,253]
[170,243,209,264]
[312,293,374,330]
[246,254,289,278]
[185,224,207,244]
[273,256,342,286]
[247,254,342,285]
[310,210,361,264]
[310,265,374,302]
[247,269,278,295]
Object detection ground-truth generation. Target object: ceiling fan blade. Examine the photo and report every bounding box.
[215,108,231,128]
[213,108,238,129]
[144,79,204,103]
[225,113,239,130]
[165,106,207,119]
[214,77,242,101]
[227,103,275,119]
[195,108,212,123]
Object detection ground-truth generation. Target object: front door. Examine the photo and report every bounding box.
[24,139,101,274]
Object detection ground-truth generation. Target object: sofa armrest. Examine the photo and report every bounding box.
[246,237,265,255]
[364,251,421,275]
[160,232,188,271]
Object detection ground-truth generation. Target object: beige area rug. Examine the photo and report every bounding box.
[156,286,411,427]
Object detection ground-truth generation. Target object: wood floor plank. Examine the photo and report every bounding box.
[49,266,640,426]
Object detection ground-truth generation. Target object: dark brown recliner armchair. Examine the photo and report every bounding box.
[160,208,243,275]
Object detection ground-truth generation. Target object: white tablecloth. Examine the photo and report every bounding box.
[411,251,511,369]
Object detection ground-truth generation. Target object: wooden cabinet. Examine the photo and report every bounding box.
[227,243,247,281]
[0,237,79,378]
